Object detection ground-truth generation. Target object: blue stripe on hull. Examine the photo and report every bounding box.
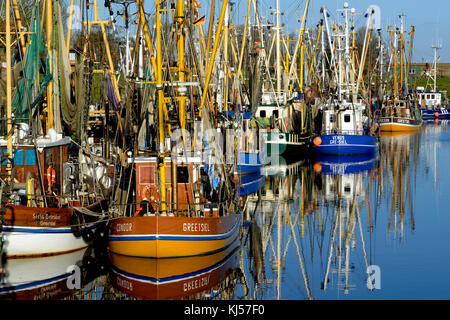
[238,153,264,174]
[314,134,378,155]
[421,109,450,119]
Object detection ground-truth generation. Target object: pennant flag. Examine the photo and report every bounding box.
[437,56,441,61]
[254,42,262,52]
[194,16,205,25]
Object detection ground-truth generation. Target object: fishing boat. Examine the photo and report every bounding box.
[416,45,450,119]
[379,99,422,132]
[109,236,239,299]
[379,17,422,132]
[253,0,313,158]
[108,154,241,258]
[108,0,243,259]
[0,1,110,258]
[312,5,378,155]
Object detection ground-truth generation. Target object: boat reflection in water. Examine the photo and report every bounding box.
[243,150,385,298]
[108,236,241,300]
[378,131,420,241]
[0,247,106,300]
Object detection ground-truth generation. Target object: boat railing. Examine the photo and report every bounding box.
[320,129,366,136]
[117,197,237,218]
[3,193,104,208]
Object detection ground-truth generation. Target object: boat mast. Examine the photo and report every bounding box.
[274,0,281,99]
[156,0,167,214]
[431,41,441,92]
[399,13,405,95]
[6,0,13,181]
[46,0,53,132]
[177,0,187,131]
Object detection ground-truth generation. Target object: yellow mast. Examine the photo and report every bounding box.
[12,0,26,56]
[199,0,229,118]
[82,0,121,102]
[6,0,13,181]
[46,0,53,132]
[66,0,75,55]
[299,31,304,90]
[399,27,404,95]
[176,0,186,131]
[406,26,415,92]
[156,0,167,214]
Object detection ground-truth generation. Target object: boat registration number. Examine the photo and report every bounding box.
[330,136,347,145]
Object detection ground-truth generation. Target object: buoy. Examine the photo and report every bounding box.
[82,228,94,243]
[435,112,439,118]
[70,212,82,238]
[313,162,322,173]
[313,136,322,146]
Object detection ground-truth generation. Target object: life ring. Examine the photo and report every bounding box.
[46,165,56,187]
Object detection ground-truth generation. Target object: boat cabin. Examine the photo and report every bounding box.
[416,87,442,110]
[133,156,217,216]
[381,100,412,118]
[0,133,71,207]
[322,107,363,135]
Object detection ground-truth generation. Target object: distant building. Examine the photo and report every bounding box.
[410,63,450,77]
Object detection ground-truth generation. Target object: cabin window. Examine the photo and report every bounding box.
[1,148,24,165]
[344,185,351,193]
[177,166,189,184]
[427,94,430,99]
[260,110,266,117]
[273,110,279,118]
[139,166,156,184]
[344,114,351,123]
[329,114,335,123]
[432,94,435,99]
[25,149,36,165]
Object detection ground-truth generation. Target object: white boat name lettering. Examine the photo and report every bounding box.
[116,223,133,232]
[33,213,61,220]
[330,136,347,145]
[116,277,133,291]
[183,222,210,232]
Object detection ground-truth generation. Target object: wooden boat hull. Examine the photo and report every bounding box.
[2,205,101,258]
[379,117,422,132]
[108,213,241,258]
[109,239,239,300]
[314,134,378,155]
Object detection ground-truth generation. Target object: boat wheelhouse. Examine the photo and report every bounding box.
[313,101,378,155]
[416,87,450,119]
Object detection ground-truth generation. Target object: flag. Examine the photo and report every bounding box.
[194,16,205,25]
[437,56,441,61]
[254,42,262,52]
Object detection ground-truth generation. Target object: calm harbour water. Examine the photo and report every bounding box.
[2,120,450,300]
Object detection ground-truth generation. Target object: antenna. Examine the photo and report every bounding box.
[431,40,442,92]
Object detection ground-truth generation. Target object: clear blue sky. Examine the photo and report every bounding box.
[217,0,450,63]
[82,0,449,63]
